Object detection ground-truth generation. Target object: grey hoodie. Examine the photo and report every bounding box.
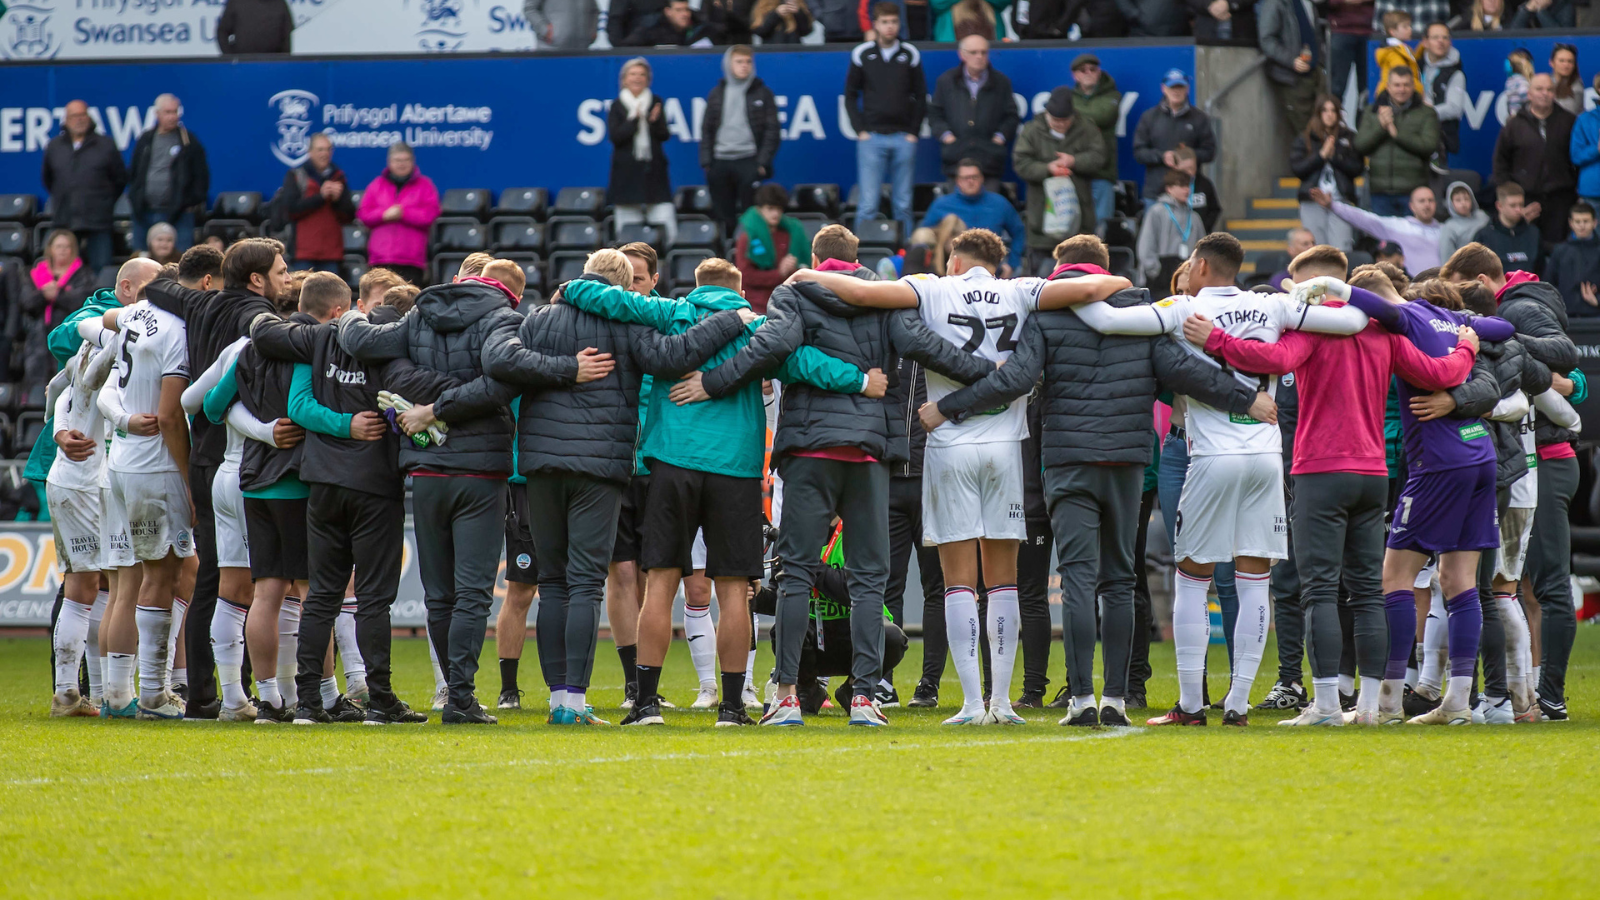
[1437,179,1489,263]
[524,0,598,49]
[713,47,756,160]
[1136,193,1204,287]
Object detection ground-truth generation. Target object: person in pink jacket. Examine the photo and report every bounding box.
[357,142,440,285]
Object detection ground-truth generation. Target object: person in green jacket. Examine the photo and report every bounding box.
[561,251,885,726]
[1070,54,1122,226]
[1355,68,1441,218]
[929,0,1010,43]
[1012,87,1107,261]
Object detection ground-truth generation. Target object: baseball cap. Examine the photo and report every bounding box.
[1162,69,1190,88]
[1070,53,1100,71]
[1044,87,1075,118]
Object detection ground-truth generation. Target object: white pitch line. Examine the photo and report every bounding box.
[1,727,1143,789]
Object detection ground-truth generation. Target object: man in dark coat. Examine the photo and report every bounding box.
[40,100,127,272]
[700,45,782,235]
[217,0,294,54]
[1492,74,1578,248]
[127,94,209,256]
[928,32,1018,184]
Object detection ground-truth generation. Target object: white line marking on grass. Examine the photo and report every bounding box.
[1,728,1143,789]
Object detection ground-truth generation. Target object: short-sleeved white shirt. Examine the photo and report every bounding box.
[107,301,188,474]
[46,344,109,493]
[905,267,1046,448]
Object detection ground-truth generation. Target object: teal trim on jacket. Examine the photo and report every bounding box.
[24,288,122,485]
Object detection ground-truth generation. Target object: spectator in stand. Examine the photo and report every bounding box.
[1373,239,1406,269]
[608,0,668,46]
[752,0,815,43]
[356,141,440,285]
[1187,0,1255,43]
[1438,180,1489,261]
[1573,74,1600,207]
[1419,23,1468,166]
[140,223,181,266]
[1171,144,1221,233]
[609,59,678,247]
[847,3,926,238]
[1473,181,1544,272]
[814,0,864,42]
[1355,67,1439,217]
[1013,87,1105,263]
[1136,170,1204,289]
[928,29,1018,187]
[127,94,207,256]
[283,132,355,272]
[1551,44,1583,117]
[523,0,599,49]
[1132,69,1216,202]
[1452,0,1504,30]
[1290,96,1362,252]
[619,0,697,45]
[1267,227,1314,288]
[1511,0,1573,28]
[1493,73,1578,247]
[701,46,781,236]
[734,184,810,314]
[919,159,1025,274]
[1373,12,1421,100]
[1504,48,1533,116]
[1309,182,1441,274]
[929,0,1010,42]
[699,0,754,43]
[1016,0,1128,38]
[217,0,294,54]
[1258,0,1325,135]
[1544,201,1600,318]
[1119,0,1189,36]
[39,100,126,273]
[1070,54,1122,227]
[859,0,909,38]
[1325,0,1375,102]
[20,230,96,390]
[1375,0,1449,29]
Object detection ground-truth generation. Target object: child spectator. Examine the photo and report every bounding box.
[734,183,810,314]
[1136,168,1204,289]
[1544,201,1600,318]
[1504,48,1533,118]
[1374,11,1422,100]
[1437,181,1489,262]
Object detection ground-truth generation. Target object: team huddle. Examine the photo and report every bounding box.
[39,218,1583,728]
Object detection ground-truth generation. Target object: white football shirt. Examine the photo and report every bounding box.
[107,300,189,474]
[46,343,110,493]
[904,267,1046,448]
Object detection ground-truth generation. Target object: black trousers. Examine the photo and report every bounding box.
[1528,455,1580,704]
[888,475,943,684]
[1018,517,1054,696]
[527,473,623,691]
[788,618,909,685]
[1293,472,1387,681]
[414,476,506,710]
[1127,488,1157,697]
[1476,501,1509,701]
[1271,473,1304,685]
[706,155,763,235]
[185,461,221,712]
[298,484,405,708]
[1047,464,1141,700]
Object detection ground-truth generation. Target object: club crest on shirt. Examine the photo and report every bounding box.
[516,553,531,570]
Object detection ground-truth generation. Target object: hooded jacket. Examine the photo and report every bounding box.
[1544,232,1600,319]
[1421,45,1469,152]
[356,168,441,270]
[1013,114,1105,250]
[1354,91,1439,197]
[1473,217,1544,275]
[337,280,525,475]
[1492,274,1578,451]
[1071,72,1122,182]
[40,123,127,232]
[928,63,1019,179]
[128,126,210,218]
[485,275,748,484]
[1493,104,1578,198]
[523,0,599,49]
[1572,105,1600,199]
[698,278,995,462]
[1437,180,1490,263]
[1132,101,1217,199]
[700,49,781,172]
[1136,194,1203,286]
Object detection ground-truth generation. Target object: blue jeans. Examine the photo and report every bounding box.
[1157,432,1239,663]
[131,210,195,253]
[1091,179,1115,226]
[76,230,113,272]
[1369,193,1412,218]
[1328,32,1369,104]
[855,132,917,237]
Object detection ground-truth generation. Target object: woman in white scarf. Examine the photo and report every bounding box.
[608,58,678,246]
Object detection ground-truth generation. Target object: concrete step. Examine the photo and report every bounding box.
[1227,218,1303,231]
[1251,197,1299,211]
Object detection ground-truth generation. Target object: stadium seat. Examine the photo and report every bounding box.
[613,221,663,248]
[112,220,134,258]
[491,217,545,253]
[202,219,257,244]
[857,219,901,249]
[792,213,829,244]
[0,412,13,457]
[547,217,601,252]
[914,182,954,216]
[341,256,369,287]
[494,187,548,220]
[858,247,893,274]
[348,188,364,212]
[0,223,27,258]
[212,191,263,223]
[790,184,840,218]
[15,411,44,451]
[1103,216,1137,250]
[1108,246,1136,280]
[21,382,45,411]
[1115,181,1142,219]
[0,195,37,222]
[32,221,55,254]
[342,223,369,254]
[432,218,488,253]
[846,183,892,220]
[552,187,606,217]
[1251,251,1290,286]
[547,251,589,287]
[520,288,546,309]
[674,216,720,251]
[432,253,470,284]
[1347,249,1374,269]
[440,188,491,221]
[499,251,543,295]
[674,185,712,216]
[0,383,19,415]
[666,249,713,291]
[95,264,118,288]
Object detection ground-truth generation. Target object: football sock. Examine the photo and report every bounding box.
[1443,589,1483,709]
[134,605,172,706]
[53,600,92,695]
[943,587,983,713]
[1496,592,1532,706]
[426,622,447,693]
[1357,676,1381,714]
[617,644,638,690]
[164,597,187,687]
[1382,590,1415,681]
[986,585,1020,710]
[106,653,136,707]
[257,676,281,709]
[1337,674,1355,696]
[721,670,745,704]
[335,602,367,690]
[1172,570,1211,715]
[564,689,587,713]
[1101,695,1126,714]
[1406,642,1421,689]
[1532,665,1542,695]
[1419,599,1447,697]
[211,599,250,709]
[86,591,108,699]
[277,598,301,709]
[320,677,339,708]
[500,658,519,694]
[683,604,717,689]
[1312,677,1340,715]
[1223,572,1270,715]
[550,686,567,710]
[635,665,663,707]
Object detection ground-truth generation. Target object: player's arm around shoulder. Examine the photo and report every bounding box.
[336,307,411,362]
[791,269,919,308]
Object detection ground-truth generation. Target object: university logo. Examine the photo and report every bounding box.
[1,3,61,60]
[417,0,466,52]
[269,89,320,167]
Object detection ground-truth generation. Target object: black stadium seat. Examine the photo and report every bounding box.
[856,219,902,249]
[212,191,263,223]
[348,188,364,212]
[432,218,487,253]
[342,223,369,254]
[499,251,543,295]
[0,222,27,257]
[1108,246,1136,280]
[789,184,839,218]
[202,219,257,244]
[0,194,37,222]
[32,221,55,254]
[913,182,954,215]
[547,217,600,252]
[490,217,545,253]
[666,249,713,291]
[673,216,720,250]
[792,213,828,244]
[342,256,369,289]
[0,383,17,415]
[547,251,589,287]
[440,187,491,221]
[674,185,712,216]
[16,411,45,451]
[95,265,118,288]
[857,247,893,274]
[613,221,663,248]
[494,187,548,219]
[552,187,605,217]
[432,253,470,284]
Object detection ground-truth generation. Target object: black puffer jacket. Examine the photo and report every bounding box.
[337,281,523,475]
[1448,336,1532,490]
[934,283,1258,467]
[486,276,746,484]
[1496,279,1579,448]
[40,124,127,232]
[700,279,994,461]
[886,356,930,478]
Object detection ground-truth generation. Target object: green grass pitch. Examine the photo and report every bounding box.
[3,630,1599,898]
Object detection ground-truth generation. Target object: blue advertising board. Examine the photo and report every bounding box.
[0,42,1190,206]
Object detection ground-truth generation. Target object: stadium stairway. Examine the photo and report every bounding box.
[1227,177,1304,277]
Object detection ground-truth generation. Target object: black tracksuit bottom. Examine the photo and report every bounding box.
[526,473,623,692]
[297,484,405,708]
[184,461,221,713]
[1527,455,1580,704]
[414,476,507,710]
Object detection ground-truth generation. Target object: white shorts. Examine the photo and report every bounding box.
[1414,560,1437,591]
[921,441,1027,546]
[106,469,195,564]
[48,484,101,573]
[101,485,132,570]
[213,466,251,570]
[691,528,707,571]
[1494,506,1536,583]
[1174,453,1287,565]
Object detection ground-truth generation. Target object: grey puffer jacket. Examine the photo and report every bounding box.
[1495,279,1580,448]
[700,277,994,462]
[934,280,1257,467]
[485,275,746,484]
[337,281,525,475]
